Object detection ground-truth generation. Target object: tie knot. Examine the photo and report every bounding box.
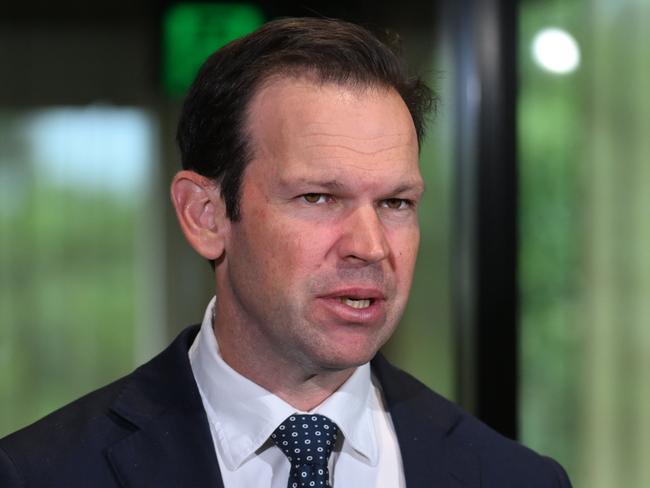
[271,414,339,466]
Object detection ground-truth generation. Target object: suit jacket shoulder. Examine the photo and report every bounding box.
[0,325,223,488]
[371,354,572,487]
[1,325,571,488]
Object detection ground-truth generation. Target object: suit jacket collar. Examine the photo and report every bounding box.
[372,353,480,487]
[104,325,478,488]
[106,325,224,488]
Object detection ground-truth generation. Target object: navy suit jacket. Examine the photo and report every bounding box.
[0,325,571,487]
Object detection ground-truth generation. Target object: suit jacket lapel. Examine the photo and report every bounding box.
[105,326,224,488]
[99,327,480,487]
[372,354,480,487]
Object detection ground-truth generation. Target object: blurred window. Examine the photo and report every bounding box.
[0,107,159,435]
[519,0,650,485]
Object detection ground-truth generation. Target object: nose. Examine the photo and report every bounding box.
[337,206,390,264]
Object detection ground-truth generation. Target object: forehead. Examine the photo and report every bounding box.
[245,76,420,183]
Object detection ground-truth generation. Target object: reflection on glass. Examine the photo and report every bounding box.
[532,27,580,74]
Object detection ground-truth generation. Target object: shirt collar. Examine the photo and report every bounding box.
[315,360,379,465]
[189,297,379,470]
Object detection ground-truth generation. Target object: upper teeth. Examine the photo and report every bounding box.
[341,297,371,309]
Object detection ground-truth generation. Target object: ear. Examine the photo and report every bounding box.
[170,170,229,261]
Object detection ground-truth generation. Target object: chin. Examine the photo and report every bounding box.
[311,343,381,372]
[298,318,396,371]
[319,357,370,372]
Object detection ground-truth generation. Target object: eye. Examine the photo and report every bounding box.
[381,198,412,210]
[301,193,330,204]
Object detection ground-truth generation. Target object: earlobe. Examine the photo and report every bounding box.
[170,170,229,260]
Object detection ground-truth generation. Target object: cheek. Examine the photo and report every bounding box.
[278,224,335,275]
[249,214,332,278]
[390,227,420,274]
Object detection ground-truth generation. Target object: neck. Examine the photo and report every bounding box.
[253,366,355,412]
[211,302,356,412]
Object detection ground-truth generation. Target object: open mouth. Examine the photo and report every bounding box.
[339,297,373,309]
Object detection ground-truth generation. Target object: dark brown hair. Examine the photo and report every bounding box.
[177,17,435,221]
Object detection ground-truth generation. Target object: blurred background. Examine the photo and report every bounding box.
[1,0,649,486]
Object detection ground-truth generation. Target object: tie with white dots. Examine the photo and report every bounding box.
[270,414,339,488]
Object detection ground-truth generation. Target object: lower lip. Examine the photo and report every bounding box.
[316,297,385,324]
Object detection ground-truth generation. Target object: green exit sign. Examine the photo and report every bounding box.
[163,3,264,96]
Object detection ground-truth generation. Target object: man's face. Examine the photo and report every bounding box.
[218,77,423,374]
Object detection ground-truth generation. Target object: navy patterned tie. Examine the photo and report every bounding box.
[270,414,339,488]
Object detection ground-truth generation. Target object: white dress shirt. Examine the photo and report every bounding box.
[189,297,406,488]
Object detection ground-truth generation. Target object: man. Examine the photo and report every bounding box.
[0,18,571,487]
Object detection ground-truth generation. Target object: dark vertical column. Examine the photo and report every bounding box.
[446,0,519,439]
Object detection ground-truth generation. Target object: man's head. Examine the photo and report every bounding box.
[176,17,434,221]
[172,17,435,383]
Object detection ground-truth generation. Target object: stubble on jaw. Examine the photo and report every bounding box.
[212,256,404,411]
[212,306,361,411]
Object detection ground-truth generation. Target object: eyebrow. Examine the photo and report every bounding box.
[292,179,346,191]
[286,178,425,195]
[390,182,426,195]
